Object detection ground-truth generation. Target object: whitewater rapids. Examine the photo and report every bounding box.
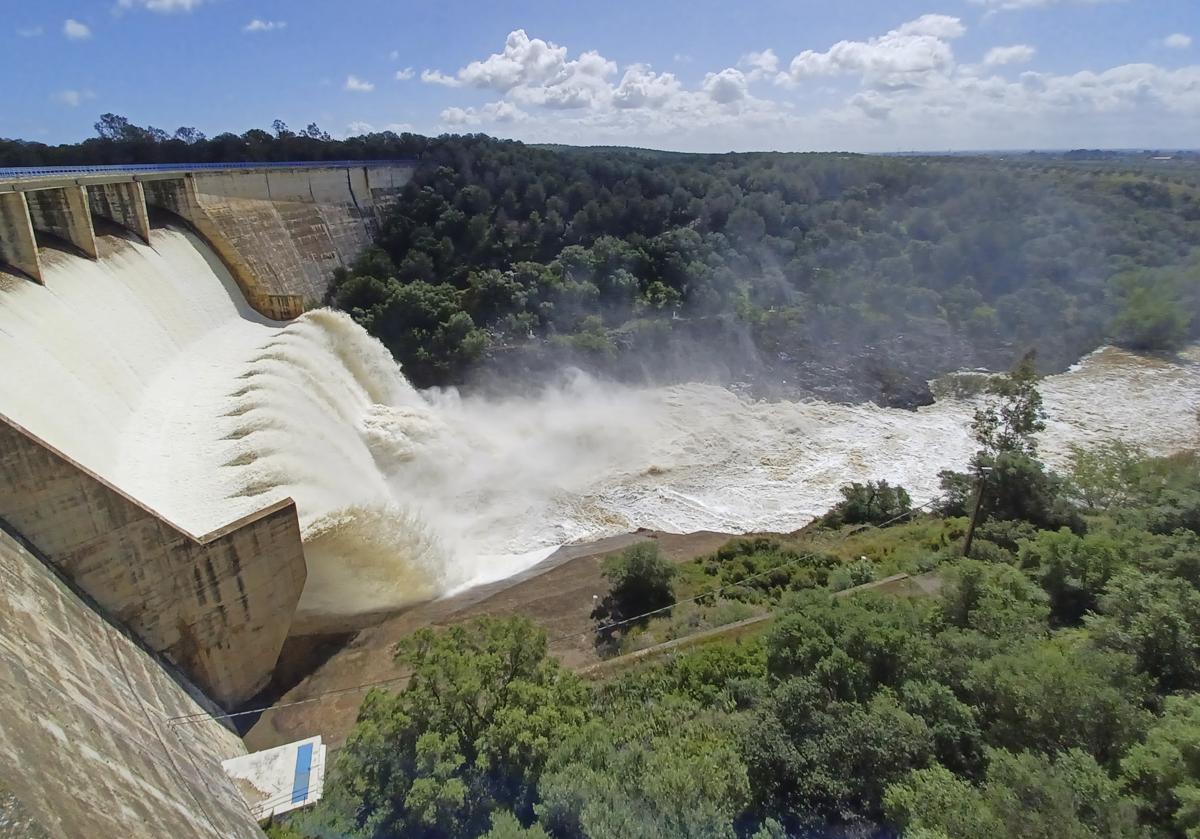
[1,229,1197,618]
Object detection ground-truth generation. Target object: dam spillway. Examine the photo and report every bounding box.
[0,161,417,710]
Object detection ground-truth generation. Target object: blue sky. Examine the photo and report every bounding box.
[4,0,1197,151]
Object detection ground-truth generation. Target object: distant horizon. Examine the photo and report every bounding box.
[3,123,1199,162]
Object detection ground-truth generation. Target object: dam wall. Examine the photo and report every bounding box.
[0,528,265,839]
[0,412,307,708]
[1,160,416,318]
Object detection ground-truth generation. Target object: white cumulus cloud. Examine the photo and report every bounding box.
[424,30,617,111]
[984,45,1036,65]
[421,69,463,87]
[783,14,965,89]
[441,107,472,126]
[441,100,528,127]
[63,19,91,40]
[1164,33,1192,49]
[407,20,1199,153]
[457,29,569,90]
[344,75,375,93]
[116,0,204,12]
[244,19,286,33]
[895,14,966,39]
[612,65,683,109]
[703,68,749,104]
[395,67,415,81]
[739,49,780,81]
[52,89,95,107]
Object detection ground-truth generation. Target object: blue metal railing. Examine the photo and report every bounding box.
[0,159,416,180]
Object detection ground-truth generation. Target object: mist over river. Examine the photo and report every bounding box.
[1,229,1197,619]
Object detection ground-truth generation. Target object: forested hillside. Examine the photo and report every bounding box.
[329,135,1200,402]
[276,362,1200,839]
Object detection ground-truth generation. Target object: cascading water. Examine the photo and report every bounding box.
[1,228,1197,619]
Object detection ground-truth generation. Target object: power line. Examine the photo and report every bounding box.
[168,497,938,727]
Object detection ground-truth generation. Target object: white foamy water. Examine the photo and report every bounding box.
[1,230,1197,617]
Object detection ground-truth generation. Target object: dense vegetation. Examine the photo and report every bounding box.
[325,136,1200,401]
[6,118,1198,404]
[272,362,1200,839]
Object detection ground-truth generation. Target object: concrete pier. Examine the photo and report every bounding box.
[0,192,40,282]
[26,185,98,259]
[0,412,308,708]
[88,180,152,243]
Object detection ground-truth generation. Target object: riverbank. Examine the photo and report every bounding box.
[244,528,744,752]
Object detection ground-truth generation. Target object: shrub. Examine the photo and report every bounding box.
[594,544,677,653]
[822,480,913,528]
[828,558,878,592]
[702,538,838,603]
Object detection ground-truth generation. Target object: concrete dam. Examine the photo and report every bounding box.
[0,161,415,838]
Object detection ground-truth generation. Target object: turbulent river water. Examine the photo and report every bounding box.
[1,229,1197,618]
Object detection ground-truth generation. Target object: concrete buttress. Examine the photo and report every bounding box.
[0,192,41,282]
[25,185,99,259]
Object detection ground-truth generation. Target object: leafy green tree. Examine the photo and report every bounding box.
[764,591,934,700]
[934,559,1050,640]
[884,764,1004,838]
[365,280,487,386]
[477,811,550,839]
[1110,270,1192,351]
[964,636,1150,764]
[659,640,768,707]
[899,680,986,779]
[885,748,1140,839]
[744,681,935,823]
[313,617,589,839]
[537,710,749,839]
[971,351,1045,460]
[1066,440,1147,513]
[938,353,1082,531]
[1088,570,1200,693]
[594,543,676,624]
[1018,528,1129,625]
[821,480,913,528]
[1121,694,1200,837]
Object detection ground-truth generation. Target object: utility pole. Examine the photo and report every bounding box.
[962,466,991,558]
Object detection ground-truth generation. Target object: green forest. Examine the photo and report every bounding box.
[6,119,1199,405]
[265,355,1200,839]
[325,136,1200,404]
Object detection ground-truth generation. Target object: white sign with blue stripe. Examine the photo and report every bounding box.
[222,735,327,820]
